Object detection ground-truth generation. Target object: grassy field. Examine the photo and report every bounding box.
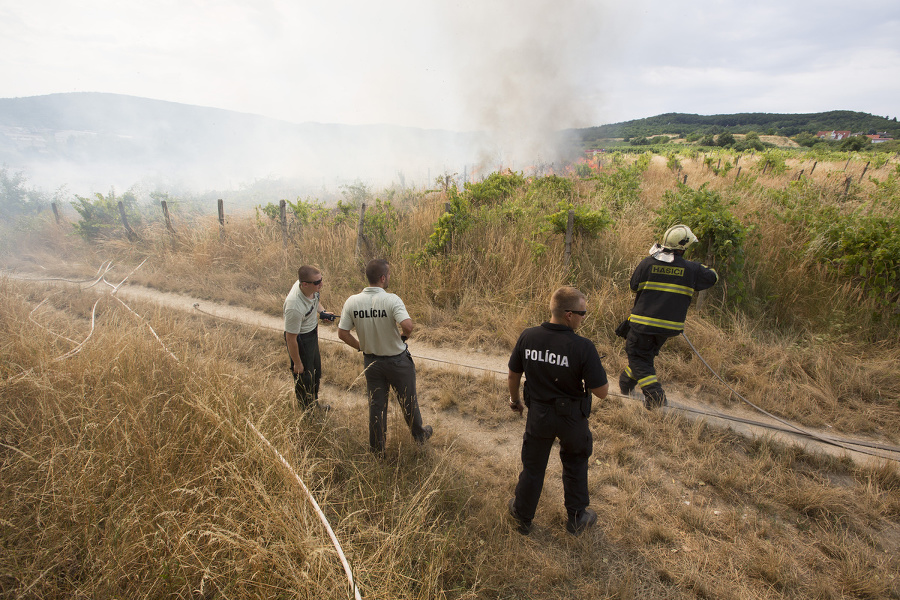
[2,150,899,598]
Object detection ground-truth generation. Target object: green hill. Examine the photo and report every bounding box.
[572,110,900,144]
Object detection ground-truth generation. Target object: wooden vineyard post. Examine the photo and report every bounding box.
[218,199,225,239]
[279,200,288,249]
[564,209,574,268]
[355,203,366,258]
[161,200,175,234]
[445,202,453,253]
[118,201,138,241]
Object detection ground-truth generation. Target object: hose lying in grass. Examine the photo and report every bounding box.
[248,421,363,600]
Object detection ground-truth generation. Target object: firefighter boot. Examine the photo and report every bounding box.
[642,386,667,410]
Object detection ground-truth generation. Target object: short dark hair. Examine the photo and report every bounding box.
[365,259,390,284]
[298,265,320,282]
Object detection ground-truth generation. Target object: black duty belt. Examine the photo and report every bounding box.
[530,396,586,405]
[363,350,407,359]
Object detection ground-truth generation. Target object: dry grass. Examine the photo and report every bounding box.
[2,276,899,599]
[0,278,487,599]
[3,154,900,598]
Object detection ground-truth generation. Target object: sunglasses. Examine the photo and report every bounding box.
[303,279,323,286]
[566,310,587,316]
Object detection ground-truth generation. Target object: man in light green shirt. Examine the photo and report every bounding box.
[338,259,432,452]
[284,265,336,410]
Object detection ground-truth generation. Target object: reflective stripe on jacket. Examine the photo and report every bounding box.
[628,254,718,335]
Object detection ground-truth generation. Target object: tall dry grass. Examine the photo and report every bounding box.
[8,154,900,441]
[0,278,484,599]
[3,153,900,597]
[3,270,900,599]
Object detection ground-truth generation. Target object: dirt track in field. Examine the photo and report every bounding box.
[6,268,900,469]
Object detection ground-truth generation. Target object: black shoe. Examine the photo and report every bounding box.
[508,498,533,535]
[566,508,597,536]
[642,392,666,410]
[618,373,635,396]
[418,425,433,445]
[301,401,331,412]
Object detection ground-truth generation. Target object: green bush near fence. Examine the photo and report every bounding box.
[71,189,142,241]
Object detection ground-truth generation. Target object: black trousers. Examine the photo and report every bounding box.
[363,351,426,453]
[287,329,321,408]
[620,329,670,401]
[513,398,593,520]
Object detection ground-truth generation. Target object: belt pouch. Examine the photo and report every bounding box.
[554,398,572,416]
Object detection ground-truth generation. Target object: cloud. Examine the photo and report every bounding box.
[1,0,898,131]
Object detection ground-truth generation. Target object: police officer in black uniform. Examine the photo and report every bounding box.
[507,286,608,536]
[619,224,718,409]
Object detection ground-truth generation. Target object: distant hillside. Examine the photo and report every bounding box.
[572,111,900,143]
[5,94,895,197]
[0,93,480,195]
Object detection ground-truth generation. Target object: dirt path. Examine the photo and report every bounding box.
[111,284,528,469]
[6,269,900,468]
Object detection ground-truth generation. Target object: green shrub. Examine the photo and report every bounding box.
[596,154,650,209]
[655,183,752,304]
[542,201,611,238]
[332,198,356,226]
[666,153,682,172]
[839,135,872,152]
[792,132,820,148]
[362,198,399,251]
[415,186,473,262]
[71,189,141,241]
[757,151,790,175]
[288,197,329,225]
[340,181,372,205]
[464,171,526,207]
[733,132,766,152]
[0,167,47,221]
[525,175,574,207]
[574,162,594,178]
[808,208,900,310]
[703,155,734,176]
[871,153,892,170]
[716,132,736,147]
[257,197,329,226]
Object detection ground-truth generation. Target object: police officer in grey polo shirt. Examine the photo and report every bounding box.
[284,265,337,411]
[337,259,433,453]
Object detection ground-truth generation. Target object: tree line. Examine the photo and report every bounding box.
[572,110,900,143]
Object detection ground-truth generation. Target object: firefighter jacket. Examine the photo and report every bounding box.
[627,253,718,336]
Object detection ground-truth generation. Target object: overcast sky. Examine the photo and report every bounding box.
[2,0,898,133]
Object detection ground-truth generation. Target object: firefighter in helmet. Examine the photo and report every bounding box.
[619,225,718,409]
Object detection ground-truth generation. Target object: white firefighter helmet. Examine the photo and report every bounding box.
[661,224,698,251]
